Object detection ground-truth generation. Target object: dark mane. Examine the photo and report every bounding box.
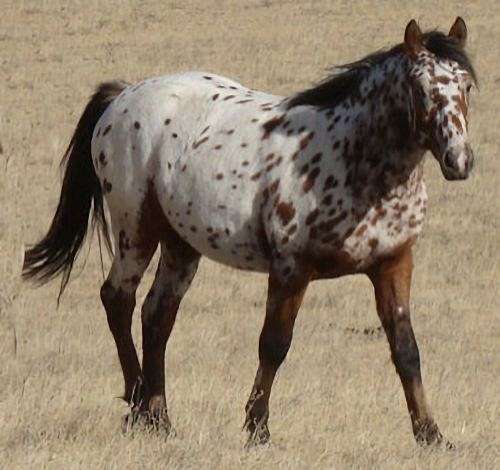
[287,30,477,109]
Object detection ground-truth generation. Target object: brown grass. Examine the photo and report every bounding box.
[1,1,499,468]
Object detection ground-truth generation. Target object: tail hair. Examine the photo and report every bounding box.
[22,80,128,299]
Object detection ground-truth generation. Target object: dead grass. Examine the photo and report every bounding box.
[0,1,499,468]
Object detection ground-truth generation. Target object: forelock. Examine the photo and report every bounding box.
[421,31,477,84]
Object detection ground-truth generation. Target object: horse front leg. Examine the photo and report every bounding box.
[369,244,449,447]
[244,259,310,446]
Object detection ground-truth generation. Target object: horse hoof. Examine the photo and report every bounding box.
[414,422,453,449]
[149,410,175,437]
[121,409,149,433]
[122,408,176,436]
[244,422,271,448]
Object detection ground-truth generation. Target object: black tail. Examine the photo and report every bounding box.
[23,80,128,298]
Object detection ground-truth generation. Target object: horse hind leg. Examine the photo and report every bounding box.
[140,235,200,433]
[100,205,159,429]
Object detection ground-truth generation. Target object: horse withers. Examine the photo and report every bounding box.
[23,18,476,447]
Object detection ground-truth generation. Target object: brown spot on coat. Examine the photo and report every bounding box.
[305,208,320,226]
[262,114,285,139]
[354,224,368,237]
[276,202,295,226]
[303,167,320,193]
[193,136,209,149]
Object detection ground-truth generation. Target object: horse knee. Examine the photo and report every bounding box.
[259,331,292,367]
[100,280,135,329]
[393,325,421,380]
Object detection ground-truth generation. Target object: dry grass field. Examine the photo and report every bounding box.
[0,1,499,468]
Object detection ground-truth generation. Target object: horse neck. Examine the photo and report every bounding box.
[335,53,426,201]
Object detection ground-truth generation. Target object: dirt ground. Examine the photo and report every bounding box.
[0,1,498,468]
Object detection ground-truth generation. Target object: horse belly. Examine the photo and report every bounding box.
[161,175,270,272]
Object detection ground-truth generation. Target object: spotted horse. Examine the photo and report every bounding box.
[23,18,477,447]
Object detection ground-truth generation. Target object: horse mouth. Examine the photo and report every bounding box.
[440,163,470,181]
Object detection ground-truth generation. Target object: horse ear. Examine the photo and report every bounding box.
[404,19,422,50]
[449,17,467,47]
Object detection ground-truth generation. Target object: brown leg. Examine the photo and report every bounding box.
[101,280,141,404]
[100,222,158,428]
[244,261,310,445]
[141,239,200,431]
[369,244,447,446]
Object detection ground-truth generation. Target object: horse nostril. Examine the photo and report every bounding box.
[444,152,455,170]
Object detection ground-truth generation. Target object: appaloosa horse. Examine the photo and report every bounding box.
[23,18,476,447]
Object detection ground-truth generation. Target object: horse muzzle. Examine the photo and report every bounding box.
[440,144,474,181]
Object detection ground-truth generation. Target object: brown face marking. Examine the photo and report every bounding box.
[451,114,463,134]
[276,202,295,226]
[435,76,450,85]
[452,92,468,117]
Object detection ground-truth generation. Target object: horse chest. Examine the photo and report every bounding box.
[342,187,428,269]
[274,181,428,277]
